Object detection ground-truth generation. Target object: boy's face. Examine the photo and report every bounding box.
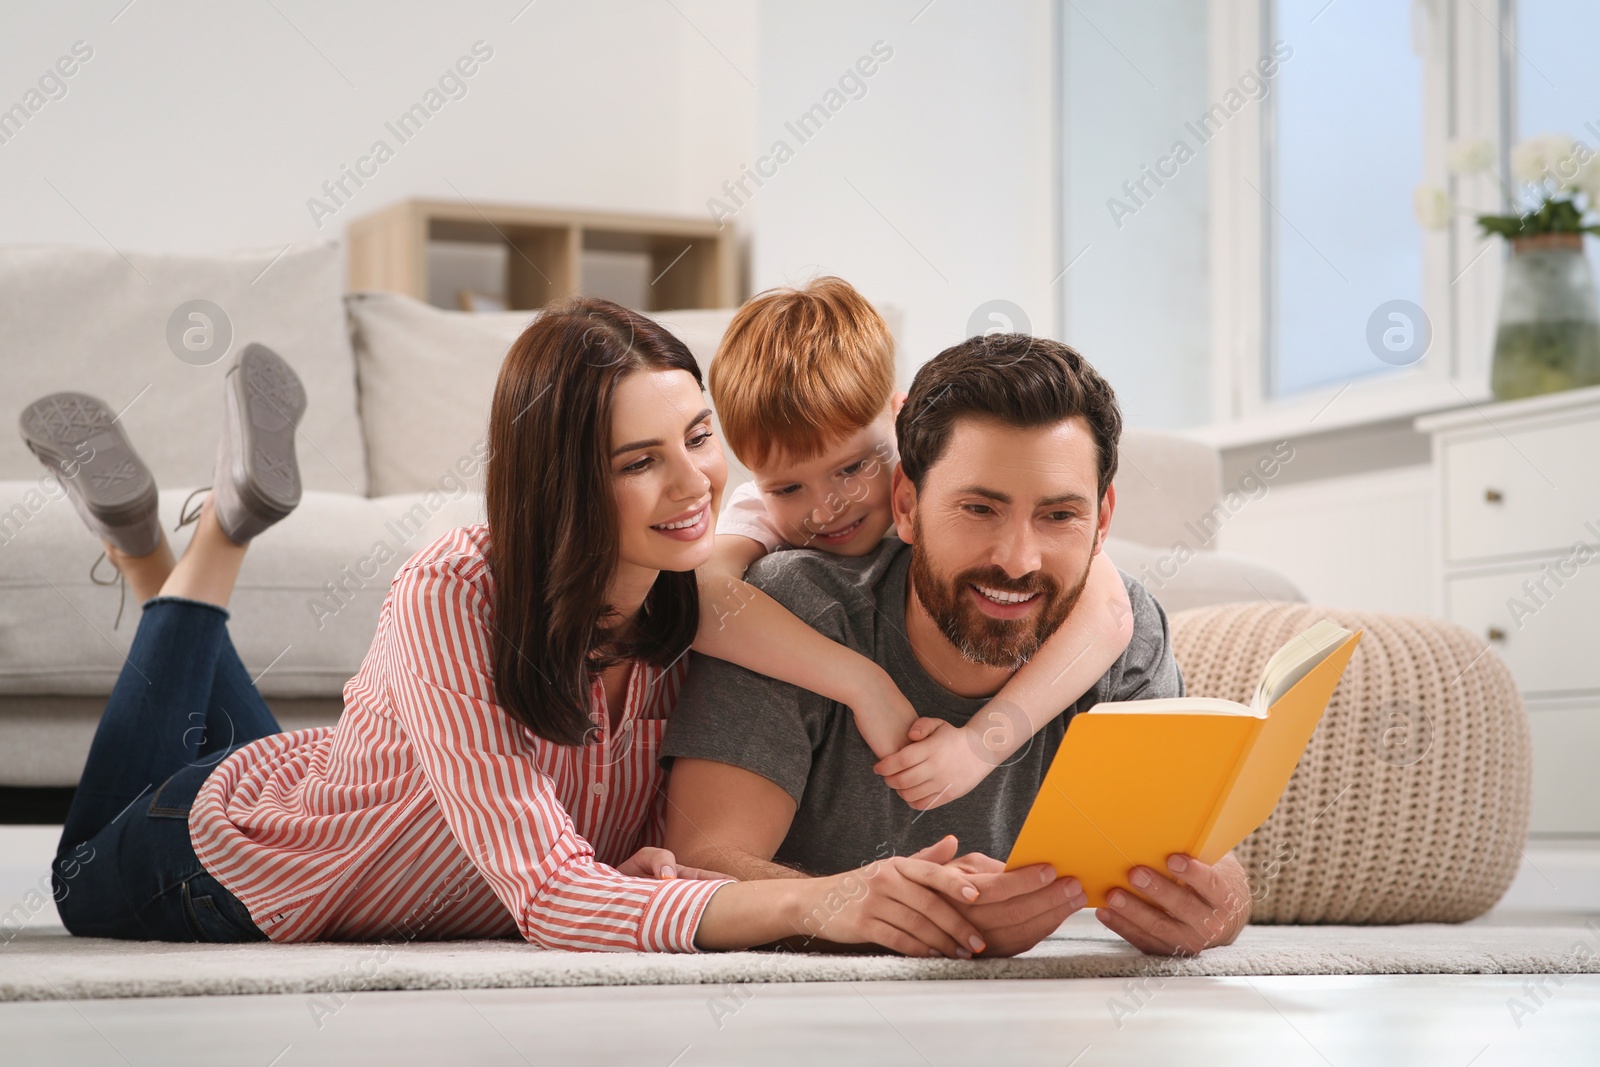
[751,407,899,557]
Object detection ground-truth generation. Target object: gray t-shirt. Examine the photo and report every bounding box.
[661,535,1183,874]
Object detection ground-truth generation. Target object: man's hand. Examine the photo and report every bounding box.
[908,836,1087,957]
[1095,852,1251,956]
[872,718,994,809]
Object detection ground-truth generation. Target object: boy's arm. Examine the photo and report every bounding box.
[694,534,916,758]
[874,549,1134,808]
[701,531,769,587]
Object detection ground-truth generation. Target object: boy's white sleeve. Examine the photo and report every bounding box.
[715,480,791,554]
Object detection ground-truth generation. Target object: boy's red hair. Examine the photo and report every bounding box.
[709,277,896,470]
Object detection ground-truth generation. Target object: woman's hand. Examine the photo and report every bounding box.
[795,854,989,958]
[615,846,725,881]
[905,836,1087,957]
[872,718,994,809]
[690,838,1083,956]
[1095,852,1252,956]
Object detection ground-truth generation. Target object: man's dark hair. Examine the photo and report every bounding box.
[895,333,1122,499]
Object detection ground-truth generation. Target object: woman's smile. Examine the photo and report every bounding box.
[650,501,712,542]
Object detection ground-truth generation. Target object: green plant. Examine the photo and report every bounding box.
[1475,194,1599,239]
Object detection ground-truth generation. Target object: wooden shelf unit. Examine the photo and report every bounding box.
[345,199,738,311]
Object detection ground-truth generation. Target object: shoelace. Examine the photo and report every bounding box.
[87,486,213,630]
[86,553,126,630]
[176,486,211,531]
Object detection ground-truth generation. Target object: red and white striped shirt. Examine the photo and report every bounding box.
[188,523,731,951]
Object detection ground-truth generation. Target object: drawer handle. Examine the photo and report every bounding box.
[1484,488,1504,504]
[1487,626,1507,642]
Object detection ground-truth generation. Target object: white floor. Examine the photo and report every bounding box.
[1,974,1597,1066]
[5,825,1599,1066]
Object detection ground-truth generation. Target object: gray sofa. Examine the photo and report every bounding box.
[0,242,1301,788]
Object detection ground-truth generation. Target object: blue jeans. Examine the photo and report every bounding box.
[53,595,282,942]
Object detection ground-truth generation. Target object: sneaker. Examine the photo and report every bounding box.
[18,392,162,557]
[211,343,307,544]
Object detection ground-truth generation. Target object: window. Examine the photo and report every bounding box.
[1208,0,1507,436]
[1516,2,1600,142]
[1268,0,1425,397]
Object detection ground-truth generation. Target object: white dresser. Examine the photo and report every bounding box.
[1417,386,1600,836]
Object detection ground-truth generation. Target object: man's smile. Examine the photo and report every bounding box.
[969,582,1042,619]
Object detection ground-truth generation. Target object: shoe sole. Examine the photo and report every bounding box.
[214,343,307,543]
[17,392,161,556]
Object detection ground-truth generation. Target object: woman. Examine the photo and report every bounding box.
[28,298,988,956]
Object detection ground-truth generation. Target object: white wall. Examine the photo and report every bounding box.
[0,0,757,253]
[4,0,1058,391]
[745,0,1057,386]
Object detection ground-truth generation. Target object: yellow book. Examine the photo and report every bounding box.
[1005,620,1363,907]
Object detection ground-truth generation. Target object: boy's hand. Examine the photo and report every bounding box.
[872,718,994,810]
[1094,852,1251,956]
[845,666,920,759]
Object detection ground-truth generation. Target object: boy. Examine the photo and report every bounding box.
[689,277,1132,809]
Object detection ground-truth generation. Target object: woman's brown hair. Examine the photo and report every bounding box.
[485,296,704,746]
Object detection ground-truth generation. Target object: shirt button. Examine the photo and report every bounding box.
[591,782,606,796]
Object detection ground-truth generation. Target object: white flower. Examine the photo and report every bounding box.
[1446,137,1495,175]
[1549,140,1596,193]
[1511,137,1550,184]
[1413,183,1454,230]
[1575,154,1600,201]
[1512,134,1580,189]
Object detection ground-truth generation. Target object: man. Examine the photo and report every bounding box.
[662,333,1251,957]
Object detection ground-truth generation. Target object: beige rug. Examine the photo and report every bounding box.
[3,912,1597,1002]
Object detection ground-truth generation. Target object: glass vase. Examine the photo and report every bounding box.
[1490,232,1600,401]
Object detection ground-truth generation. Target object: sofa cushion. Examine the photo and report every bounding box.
[1111,430,1225,553]
[0,243,366,496]
[346,291,745,496]
[1104,536,1304,615]
[0,481,479,698]
[0,694,343,788]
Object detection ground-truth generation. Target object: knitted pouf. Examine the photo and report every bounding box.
[1168,602,1533,924]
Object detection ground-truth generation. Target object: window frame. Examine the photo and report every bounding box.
[1203,0,1509,445]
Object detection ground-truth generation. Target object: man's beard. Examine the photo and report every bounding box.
[908,513,1094,669]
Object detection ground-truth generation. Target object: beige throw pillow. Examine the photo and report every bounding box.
[0,242,367,495]
[345,291,746,496]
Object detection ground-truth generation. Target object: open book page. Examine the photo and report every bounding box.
[1253,619,1356,710]
[1089,697,1257,716]
[1085,619,1356,718]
